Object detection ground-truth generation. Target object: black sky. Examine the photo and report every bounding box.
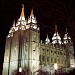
[0,0,75,74]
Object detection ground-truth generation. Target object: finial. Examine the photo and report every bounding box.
[22,4,24,8]
[65,28,67,33]
[30,8,34,17]
[55,25,57,31]
[47,34,48,38]
[13,20,15,27]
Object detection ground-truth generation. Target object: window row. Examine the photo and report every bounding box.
[39,55,64,64]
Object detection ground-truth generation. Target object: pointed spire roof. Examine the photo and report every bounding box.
[20,4,25,18]
[9,20,16,33]
[18,4,25,21]
[12,20,15,27]
[65,28,67,33]
[55,24,57,32]
[30,8,34,17]
[45,34,50,44]
[28,8,37,24]
[16,4,27,28]
[63,28,71,44]
[52,25,61,44]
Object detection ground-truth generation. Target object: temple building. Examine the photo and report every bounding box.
[2,4,74,75]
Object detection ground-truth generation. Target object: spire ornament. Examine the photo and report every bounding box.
[30,8,34,17]
[27,8,37,29]
[45,34,50,44]
[55,24,57,32]
[20,4,25,19]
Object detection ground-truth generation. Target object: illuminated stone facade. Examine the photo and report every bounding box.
[2,4,74,75]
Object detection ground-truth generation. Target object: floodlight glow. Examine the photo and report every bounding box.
[54,63,58,70]
[71,65,74,68]
[19,67,22,72]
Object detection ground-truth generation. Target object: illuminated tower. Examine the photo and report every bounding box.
[52,25,61,45]
[63,28,74,69]
[2,4,40,75]
[25,8,40,73]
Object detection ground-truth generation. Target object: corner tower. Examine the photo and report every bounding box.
[63,28,74,70]
[2,4,40,75]
[25,9,40,73]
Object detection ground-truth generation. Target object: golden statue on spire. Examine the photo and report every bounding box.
[20,4,25,18]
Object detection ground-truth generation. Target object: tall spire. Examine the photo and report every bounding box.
[18,4,25,21]
[28,8,37,24]
[20,4,25,18]
[55,25,57,32]
[52,25,61,44]
[16,4,26,27]
[12,20,15,27]
[30,9,34,17]
[65,28,67,33]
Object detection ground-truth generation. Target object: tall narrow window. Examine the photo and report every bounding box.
[47,57,49,62]
[42,55,45,61]
[55,58,57,63]
[39,55,41,61]
[51,57,53,63]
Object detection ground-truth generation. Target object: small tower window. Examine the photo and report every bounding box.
[54,58,57,63]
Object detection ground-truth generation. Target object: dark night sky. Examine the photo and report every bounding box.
[0,0,75,74]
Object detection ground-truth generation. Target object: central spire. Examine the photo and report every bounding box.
[18,4,25,21]
[20,4,25,18]
[16,4,26,27]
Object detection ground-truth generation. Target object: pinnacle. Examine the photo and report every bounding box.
[30,8,34,17]
[55,25,57,31]
[65,28,68,33]
[13,20,15,27]
[20,4,25,18]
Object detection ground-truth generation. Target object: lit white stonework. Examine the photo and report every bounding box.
[63,28,71,44]
[28,9,37,24]
[3,4,74,75]
[52,25,61,44]
[45,34,50,44]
